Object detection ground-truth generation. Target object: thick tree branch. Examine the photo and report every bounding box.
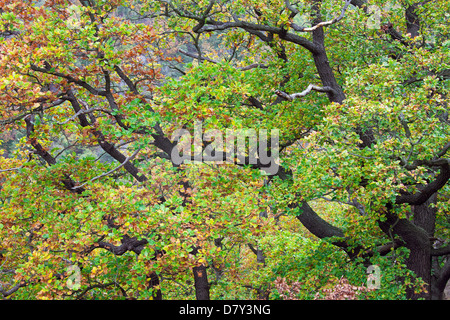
[112,65,176,157]
[289,199,353,254]
[395,163,450,205]
[400,158,450,171]
[114,65,139,95]
[431,244,450,257]
[65,90,92,127]
[405,4,421,38]
[382,22,410,47]
[65,93,149,182]
[191,18,318,53]
[93,236,148,255]
[247,96,264,110]
[434,258,450,299]
[284,0,299,16]
[0,280,27,298]
[350,0,367,8]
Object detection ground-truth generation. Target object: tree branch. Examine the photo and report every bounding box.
[189,18,318,53]
[436,141,450,159]
[114,65,139,95]
[395,163,450,205]
[30,64,106,96]
[65,93,150,182]
[178,49,268,71]
[0,98,66,126]
[72,149,141,190]
[431,243,450,256]
[74,281,116,300]
[291,0,352,32]
[290,199,352,253]
[92,235,148,255]
[434,258,450,299]
[56,107,110,125]
[275,84,336,101]
[178,48,218,64]
[0,165,24,173]
[24,114,86,194]
[0,280,27,298]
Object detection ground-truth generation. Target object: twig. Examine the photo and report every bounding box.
[72,149,141,190]
[178,49,218,64]
[178,49,268,70]
[291,0,352,32]
[56,108,111,125]
[0,98,66,126]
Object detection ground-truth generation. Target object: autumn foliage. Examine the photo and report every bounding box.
[1,0,449,300]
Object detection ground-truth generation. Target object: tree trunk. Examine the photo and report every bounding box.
[310,1,346,104]
[412,192,437,237]
[147,271,163,300]
[409,193,438,299]
[379,209,432,299]
[405,4,421,38]
[193,265,210,300]
[433,258,450,300]
[311,48,346,103]
[406,245,431,299]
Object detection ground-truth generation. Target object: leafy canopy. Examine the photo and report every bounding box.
[0,0,449,300]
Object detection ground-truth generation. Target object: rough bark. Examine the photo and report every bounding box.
[405,4,421,38]
[433,258,450,300]
[311,39,346,103]
[292,200,346,245]
[193,265,210,300]
[378,208,432,299]
[147,271,163,300]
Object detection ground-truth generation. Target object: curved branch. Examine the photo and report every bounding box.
[275,84,336,101]
[0,98,66,126]
[178,48,218,64]
[0,280,27,298]
[190,18,318,53]
[289,199,349,250]
[94,236,148,255]
[395,163,450,206]
[74,281,116,300]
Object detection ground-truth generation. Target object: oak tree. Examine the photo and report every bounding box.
[1,0,449,300]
